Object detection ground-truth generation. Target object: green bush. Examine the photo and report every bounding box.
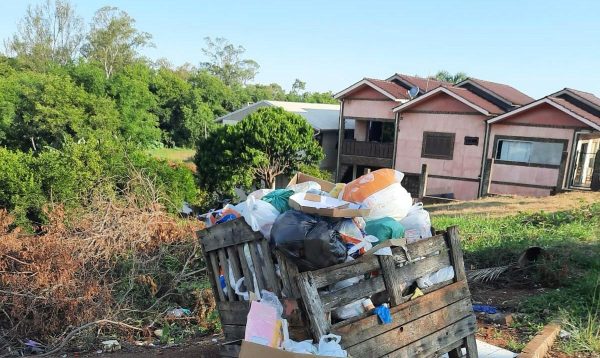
[0,141,201,229]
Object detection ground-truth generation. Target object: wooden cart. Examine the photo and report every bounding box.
[199,219,478,358]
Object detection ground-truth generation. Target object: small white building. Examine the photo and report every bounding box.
[216,100,350,175]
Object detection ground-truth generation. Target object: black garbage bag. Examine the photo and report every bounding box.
[271,210,347,271]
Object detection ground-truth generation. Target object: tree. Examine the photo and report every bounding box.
[4,0,84,68]
[195,107,323,196]
[82,6,152,79]
[291,78,306,94]
[432,70,468,84]
[200,37,259,86]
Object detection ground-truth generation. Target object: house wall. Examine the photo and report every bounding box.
[343,87,398,120]
[487,105,588,196]
[320,130,339,172]
[395,94,487,200]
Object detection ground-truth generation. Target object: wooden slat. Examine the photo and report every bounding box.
[382,315,477,358]
[259,239,281,295]
[297,271,329,341]
[346,298,474,357]
[226,246,243,288]
[218,249,236,302]
[322,276,385,311]
[209,251,226,301]
[435,339,465,358]
[446,226,467,282]
[395,251,451,286]
[217,301,250,326]
[236,244,255,294]
[275,250,293,298]
[200,219,262,252]
[464,335,479,358]
[223,324,245,341]
[248,241,266,293]
[220,342,241,358]
[309,234,448,289]
[333,280,471,347]
[310,253,380,288]
[379,255,405,306]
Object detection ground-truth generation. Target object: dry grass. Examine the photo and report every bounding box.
[427,191,600,217]
[0,174,214,354]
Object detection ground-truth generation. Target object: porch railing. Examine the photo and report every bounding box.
[342,140,394,158]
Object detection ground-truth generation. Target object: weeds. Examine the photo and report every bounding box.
[0,173,214,355]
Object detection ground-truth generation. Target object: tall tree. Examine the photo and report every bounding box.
[200,37,259,86]
[4,0,84,68]
[291,78,306,94]
[432,70,468,84]
[82,6,152,79]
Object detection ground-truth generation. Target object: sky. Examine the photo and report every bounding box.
[1,0,599,98]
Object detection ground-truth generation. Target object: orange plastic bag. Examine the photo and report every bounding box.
[342,169,405,203]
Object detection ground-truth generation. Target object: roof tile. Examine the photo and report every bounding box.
[461,78,534,105]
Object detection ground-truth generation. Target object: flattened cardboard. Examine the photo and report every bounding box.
[287,172,336,193]
[239,340,331,358]
[288,193,370,218]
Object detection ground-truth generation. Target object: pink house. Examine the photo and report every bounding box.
[334,74,600,200]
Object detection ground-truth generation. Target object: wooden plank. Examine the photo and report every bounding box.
[259,239,281,295]
[226,246,243,288]
[321,276,385,312]
[297,271,329,341]
[310,253,380,288]
[395,252,451,289]
[435,340,465,358]
[217,301,250,326]
[220,342,241,358]
[379,255,405,306]
[218,249,236,302]
[446,226,466,282]
[308,235,447,289]
[275,251,293,298]
[347,299,474,357]
[248,241,266,293]
[382,315,477,358]
[209,251,226,301]
[199,218,263,252]
[333,280,471,347]
[236,244,255,294]
[464,334,479,358]
[223,324,245,341]
[419,163,428,199]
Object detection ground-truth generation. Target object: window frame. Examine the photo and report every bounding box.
[493,135,567,169]
[421,131,456,160]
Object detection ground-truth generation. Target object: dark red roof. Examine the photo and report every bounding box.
[548,97,600,128]
[392,74,449,92]
[461,78,534,106]
[365,78,409,99]
[444,86,504,114]
[564,88,600,108]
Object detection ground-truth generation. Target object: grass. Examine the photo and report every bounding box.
[148,147,196,171]
[430,196,600,355]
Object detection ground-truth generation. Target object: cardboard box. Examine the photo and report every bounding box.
[239,340,331,358]
[287,172,336,193]
[288,192,370,218]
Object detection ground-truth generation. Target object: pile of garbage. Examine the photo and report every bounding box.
[200,169,454,357]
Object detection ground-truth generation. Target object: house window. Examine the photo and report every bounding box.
[464,136,479,146]
[422,132,455,160]
[496,139,563,166]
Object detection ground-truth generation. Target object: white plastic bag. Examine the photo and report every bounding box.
[317,334,347,357]
[417,266,455,289]
[283,339,318,354]
[331,271,366,320]
[400,203,432,243]
[247,188,274,200]
[361,183,413,221]
[234,196,279,239]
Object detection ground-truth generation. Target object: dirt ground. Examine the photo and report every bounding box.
[427,191,600,217]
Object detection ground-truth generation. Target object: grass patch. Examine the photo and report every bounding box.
[148,147,196,171]
[431,201,600,355]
